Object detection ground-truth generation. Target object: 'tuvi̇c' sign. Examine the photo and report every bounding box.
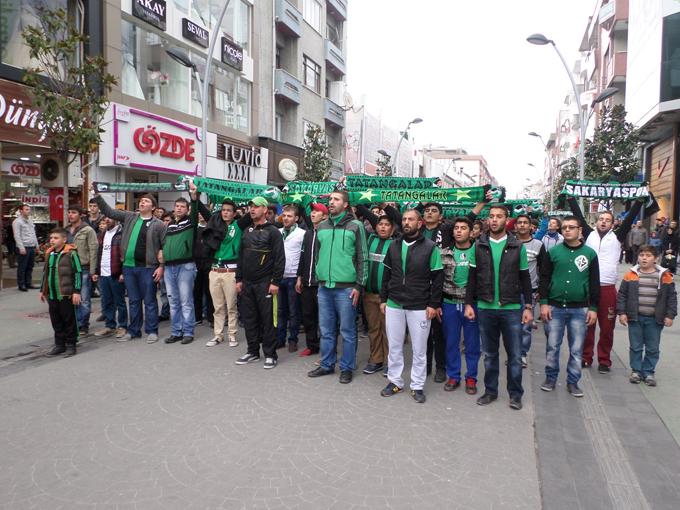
[221,37,244,71]
[101,104,201,176]
[133,0,167,31]
[222,143,268,182]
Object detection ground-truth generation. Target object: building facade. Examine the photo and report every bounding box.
[416,147,496,188]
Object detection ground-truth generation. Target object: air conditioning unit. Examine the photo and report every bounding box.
[40,156,83,188]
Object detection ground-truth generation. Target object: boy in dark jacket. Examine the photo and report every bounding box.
[40,228,82,357]
[617,245,677,386]
[93,218,128,339]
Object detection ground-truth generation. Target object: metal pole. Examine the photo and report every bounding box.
[200,0,232,177]
[392,125,409,176]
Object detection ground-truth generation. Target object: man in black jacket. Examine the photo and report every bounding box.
[379,210,444,404]
[465,205,533,410]
[235,197,285,369]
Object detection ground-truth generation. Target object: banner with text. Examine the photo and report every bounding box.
[561,180,648,200]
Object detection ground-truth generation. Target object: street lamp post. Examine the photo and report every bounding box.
[166,0,232,177]
[391,117,422,177]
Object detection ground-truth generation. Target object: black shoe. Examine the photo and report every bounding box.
[582,360,592,368]
[46,346,66,356]
[380,382,402,397]
[411,389,426,403]
[64,345,76,358]
[18,287,28,292]
[598,365,610,374]
[339,370,353,384]
[567,383,584,397]
[509,397,523,410]
[180,336,194,345]
[363,362,383,375]
[164,335,183,344]
[158,315,170,322]
[433,367,446,383]
[235,353,260,365]
[26,285,38,290]
[79,329,91,338]
[195,319,203,326]
[307,366,334,378]
[96,314,105,322]
[476,393,498,406]
[540,379,556,392]
[444,378,460,391]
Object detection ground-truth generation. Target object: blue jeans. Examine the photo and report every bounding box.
[276,277,301,345]
[442,302,480,381]
[318,286,357,371]
[122,266,159,337]
[76,268,92,330]
[545,307,587,384]
[16,246,35,288]
[628,316,663,377]
[164,262,197,337]
[477,308,523,398]
[99,275,128,329]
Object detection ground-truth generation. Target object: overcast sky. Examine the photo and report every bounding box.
[346,0,598,196]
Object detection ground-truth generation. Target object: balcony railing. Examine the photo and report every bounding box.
[325,39,346,76]
[275,68,301,105]
[324,98,345,128]
[326,0,347,21]
[275,0,302,38]
[605,51,627,86]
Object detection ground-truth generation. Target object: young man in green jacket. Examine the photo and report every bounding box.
[307,190,368,384]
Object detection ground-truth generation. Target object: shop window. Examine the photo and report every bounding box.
[661,12,680,102]
[303,55,321,93]
[190,0,251,52]
[0,0,83,71]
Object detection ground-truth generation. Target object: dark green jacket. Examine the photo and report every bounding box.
[314,211,368,289]
[539,241,600,310]
[40,244,82,299]
[366,234,394,294]
[161,202,199,266]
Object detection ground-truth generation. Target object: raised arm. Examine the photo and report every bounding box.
[615,200,643,244]
[94,195,133,224]
[567,197,593,238]
[355,204,379,231]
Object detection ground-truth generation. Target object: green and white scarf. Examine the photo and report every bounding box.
[561,180,648,200]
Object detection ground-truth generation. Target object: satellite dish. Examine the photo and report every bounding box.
[343,91,354,109]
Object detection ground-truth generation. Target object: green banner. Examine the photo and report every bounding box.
[561,180,648,200]
[285,181,337,195]
[345,175,439,190]
[347,187,488,205]
[192,177,280,204]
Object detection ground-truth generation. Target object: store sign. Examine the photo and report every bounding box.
[221,142,268,182]
[21,194,49,207]
[133,0,167,31]
[1,160,41,177]
[221,37,243,71]
[0,79,48,147]
[101,104,201,176]
[182,18,208,48]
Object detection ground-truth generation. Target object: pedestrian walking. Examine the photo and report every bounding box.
[12,204,39,291]
[67,205,98,337]
[628,221,649,264]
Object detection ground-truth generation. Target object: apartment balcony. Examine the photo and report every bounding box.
[275,68,302,105]
[326,0,347,21]
[324,98,345,128]
[606,51,627,86]
[275,0,302,38]
[613,0,629,32]
[325,39,346,77]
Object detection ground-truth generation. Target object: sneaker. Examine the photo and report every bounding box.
[598,365,611,374]
[94,327,114,337]
[465,378,477,395]
[117,333,136,342]
[540,379,556,392]
[362,362,384,375]
[411,389,427,403]
[299,348,314,357]
[339,370,353,384]
[380,382,402,397]
[288,342,298,353]
[521,355,528,368]
[206,336,223,347]
[476,393,498,406]
[444,378,460,392]
[644,375,657,387]
[629,371,642,384]
[307,366,334,377]
[567,383,584,397]
[509,397,523,410]
[164,335,182,344]
[228,337,238,347]
[433,367,446,383]
[180,336,194,345]
[263,357,277,369]
[46,346,66,357]
[146,333,159,344]
[79,329,91,338]
[64,345,76,358]
[195,319,203,326]
[582,360,592,368]
[235,353,260,365]
[114,328,127,339]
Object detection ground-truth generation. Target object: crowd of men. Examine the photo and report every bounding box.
[18,180,677,407]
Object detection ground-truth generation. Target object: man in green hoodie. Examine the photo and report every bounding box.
[307,190,368,384]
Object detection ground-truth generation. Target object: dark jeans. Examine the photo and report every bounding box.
[48,298,78,347]
[299,285,320,352]
[478,308,524,399]
[276,277,301,345]
[241,280,277,359]
[628,315,663,377]
[194,260,213,323]
[122,266,159,337]
[16,246,36,288]
[427,314,445,373]
[99,275,128,329]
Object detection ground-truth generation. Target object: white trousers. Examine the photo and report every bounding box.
[385,307,431,390]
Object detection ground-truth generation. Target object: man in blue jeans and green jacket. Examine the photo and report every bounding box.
[307,190,368,384]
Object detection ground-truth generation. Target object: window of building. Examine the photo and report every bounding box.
[0,0,83,70]
[190,0,251,52]
[302,0,322,32]
[303,55,321,93]
[326,17,342,49]
[275,114,283,141]
[661,11,680,102]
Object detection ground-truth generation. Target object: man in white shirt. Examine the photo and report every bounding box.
[277,205,305,352]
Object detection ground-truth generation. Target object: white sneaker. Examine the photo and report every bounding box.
[117,333,133,342]
[146,333,159,344]
[521,355,528,368]
[263,357,277,369]
[206,336,223,347]
[228,336,238,347]
[115,328,127,339]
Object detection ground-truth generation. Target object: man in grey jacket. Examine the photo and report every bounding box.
[12,204,39,291]
[67,205,99,336]
[628,221,649,264]
[94,194,166,343]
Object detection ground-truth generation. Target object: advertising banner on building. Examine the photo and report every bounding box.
[0,79,49,147]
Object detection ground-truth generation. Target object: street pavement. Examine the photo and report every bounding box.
[0,272,679,510]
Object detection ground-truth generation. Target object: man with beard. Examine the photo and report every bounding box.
[465,205,533,410]
[379,209,443,403]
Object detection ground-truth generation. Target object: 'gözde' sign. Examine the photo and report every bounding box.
[133,0,167,31]
[182,18,208,48]
[221,37,244,71]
